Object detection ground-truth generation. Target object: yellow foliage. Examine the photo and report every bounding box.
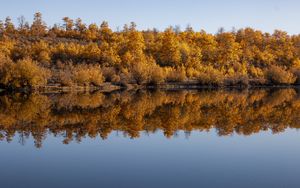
[0,13,300,87]
[165,67,186,82]
[0,57,50,87]
[31,40,51,64]
[1,89,300,146]
[265,65,296,85]
[292,59,300,69]
[197,67,224,85]
[158,28,182,67]
[0,39,15,57]
[72,64,104,86]
[249,65,264,78]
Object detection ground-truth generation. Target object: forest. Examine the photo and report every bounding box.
[1,12,300,90]
[0,89,300,148]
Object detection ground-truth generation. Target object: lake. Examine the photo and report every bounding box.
[1,88,300,188]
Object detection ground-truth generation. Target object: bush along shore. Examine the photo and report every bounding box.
[1,13,300,92]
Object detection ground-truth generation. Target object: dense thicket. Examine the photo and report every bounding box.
[0,89,300,147]
[1,13,300,88]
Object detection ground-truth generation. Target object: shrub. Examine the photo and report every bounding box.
[102,67,120,83]
[58,69,73,86]
[88,66,104,86]
[118,68,134,85]
[72,64,104,86]
[31,41,51,66]
[249,78,267,85]
[0,57,51,88]
[186,68,201,78]
[248,65,264,79]
[15,58,51,87]
[197,68,224,86]
[165,67,186,82]
[291,68,300,85]
[130,57,165,85]
[265,65,296,85]
[131,62,150,85]
[224,74,249,86]
[0,54,15,86]
[72,68,90,86]
[56,63,104,87]
[148,64,165,85]
[54,62,74,86]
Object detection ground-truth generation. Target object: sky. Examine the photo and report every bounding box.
[1,0,299,34]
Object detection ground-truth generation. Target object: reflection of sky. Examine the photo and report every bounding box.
[1,0,300,34]
[1,129,300,188]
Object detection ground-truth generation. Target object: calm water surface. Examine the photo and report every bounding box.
[1,89,300,188]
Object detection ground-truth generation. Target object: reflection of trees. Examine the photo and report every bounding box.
[0,89,300,148]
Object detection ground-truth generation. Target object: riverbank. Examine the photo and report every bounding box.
[1,80,299,94]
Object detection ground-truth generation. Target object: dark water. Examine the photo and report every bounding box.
[1,89,300,188]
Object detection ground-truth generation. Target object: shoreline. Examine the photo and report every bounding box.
[1,81,300,94]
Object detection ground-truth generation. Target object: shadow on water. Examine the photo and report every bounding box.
[1,88,300,148]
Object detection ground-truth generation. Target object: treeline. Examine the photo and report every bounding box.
[1,12,300,88]
[0,89,300,147]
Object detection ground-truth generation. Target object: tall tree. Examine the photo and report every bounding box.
[4,17,15,34]
[158,27,181,67]
[62,17,74,31]
[30,12,47,36]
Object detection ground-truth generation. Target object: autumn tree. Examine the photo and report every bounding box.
[30,12,47,36]
[157,27,181,67]
[85,23,99,41]
[0,14,299,88]
[4,17,15,34]
[62,17,74,31]
[215,32,242,72]
[120,22,146,67]
[17,16,30,35]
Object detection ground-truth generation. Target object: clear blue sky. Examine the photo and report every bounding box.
[1,0,299,34]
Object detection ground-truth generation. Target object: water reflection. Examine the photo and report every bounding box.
[1,88,300,148]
